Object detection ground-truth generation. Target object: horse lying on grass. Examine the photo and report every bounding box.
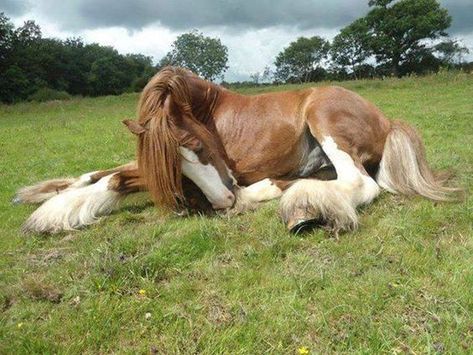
[15,67,462,235]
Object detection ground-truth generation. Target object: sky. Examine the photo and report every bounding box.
[2,0,473,81]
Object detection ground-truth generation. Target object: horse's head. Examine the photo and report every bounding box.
[164,93,236,210]
[124,113,236,209]
[123,69,236,210]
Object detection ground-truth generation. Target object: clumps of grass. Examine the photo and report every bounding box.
[1,293,15,312]
[28,88,71,102]
[22,277,63,303]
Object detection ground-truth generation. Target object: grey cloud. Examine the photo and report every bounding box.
[440,0,473,34]
[29,0,370,31]
[0,0,30,16]
[4,0,473,36]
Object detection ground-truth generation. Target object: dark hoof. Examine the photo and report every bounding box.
[288,218,324,234]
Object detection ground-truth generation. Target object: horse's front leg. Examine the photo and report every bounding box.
[229,178,289,215]
[22,167,144,234]
[14,161,137,205]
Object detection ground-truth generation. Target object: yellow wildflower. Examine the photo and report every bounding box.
[298,346,309,355]
[17,322,24,329]
[138,289,146,296]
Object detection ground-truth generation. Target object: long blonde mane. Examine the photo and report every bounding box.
[137,66,195,209]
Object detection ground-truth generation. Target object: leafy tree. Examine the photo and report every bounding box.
[0,12,15,65]
[331,19,371,79]
[249,67,273,85]
[249,72,261,85]
[399,48,442,75]
[0,65,29,102]
[364,0,451,76]
[0,14,41,102]
[28,39,70,91]
[161,30,228,81]
[61,38,90,95]
[261,66,273,83]
[125,54,156,91]
[88,51,133,96]
[13,20,41,43]
[0,13,16,101]
[274,36,330,83]
[434,39,470,66]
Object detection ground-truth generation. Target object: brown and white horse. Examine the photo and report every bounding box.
[16,66,461,234]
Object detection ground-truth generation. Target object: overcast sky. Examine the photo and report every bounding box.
[2,0,473,81]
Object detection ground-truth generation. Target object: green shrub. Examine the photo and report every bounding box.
[28,88,72,102]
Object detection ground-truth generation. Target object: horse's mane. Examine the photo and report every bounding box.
[137,66,198,209]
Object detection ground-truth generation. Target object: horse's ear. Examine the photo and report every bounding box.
[122,119,146,135]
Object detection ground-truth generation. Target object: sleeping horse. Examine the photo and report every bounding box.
[15,67,461,235]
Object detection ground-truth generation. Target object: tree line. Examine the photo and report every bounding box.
[253,0,470,84]
[1,0,471,103]
[0,14,156,103]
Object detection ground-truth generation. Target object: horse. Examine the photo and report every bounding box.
[15,66,461,235]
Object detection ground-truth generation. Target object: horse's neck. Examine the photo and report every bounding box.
[188,78,222,125]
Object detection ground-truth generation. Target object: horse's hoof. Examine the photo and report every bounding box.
[288,218,323,234]
[11,195,22,205]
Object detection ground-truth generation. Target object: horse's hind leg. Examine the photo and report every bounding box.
[280,119,382,235]
[14,161,137,204]
[280,137,380,234]
[21,167,144,234]
[279,89,387,234]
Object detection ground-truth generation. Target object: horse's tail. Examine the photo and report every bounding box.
[376,120,463,201]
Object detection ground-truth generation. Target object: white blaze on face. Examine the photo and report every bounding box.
[179,147,235,209]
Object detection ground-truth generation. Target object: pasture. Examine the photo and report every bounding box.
[1,72,472,353]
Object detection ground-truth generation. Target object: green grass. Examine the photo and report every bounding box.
[1,72,472,354]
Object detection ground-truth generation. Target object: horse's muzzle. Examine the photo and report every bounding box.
[211,190,235,210]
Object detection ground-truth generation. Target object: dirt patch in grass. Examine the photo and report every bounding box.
[204,292,233,326]
[22,277,63,303]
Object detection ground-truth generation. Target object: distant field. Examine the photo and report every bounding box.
[1,72,472,353]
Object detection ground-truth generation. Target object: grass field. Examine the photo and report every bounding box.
[1,72,472,354]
